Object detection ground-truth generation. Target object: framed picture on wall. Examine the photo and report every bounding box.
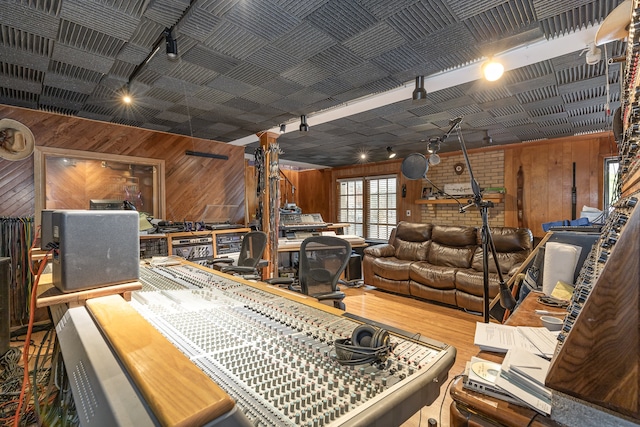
[421,187,432,199]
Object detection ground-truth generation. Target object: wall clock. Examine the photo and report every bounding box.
[454,162,465,175]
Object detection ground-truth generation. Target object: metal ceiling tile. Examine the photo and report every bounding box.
[342,22,405,60]
[59,0,143,39]
[203,21,267,61]
[225,0,300,42]
[305,0,378,42]
[387,0,456,42]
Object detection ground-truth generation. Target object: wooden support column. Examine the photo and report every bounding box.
[258,132,281,279]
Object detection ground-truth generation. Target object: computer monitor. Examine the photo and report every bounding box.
[89,199,125,210]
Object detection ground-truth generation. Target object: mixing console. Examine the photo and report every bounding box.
[132,264,455,426]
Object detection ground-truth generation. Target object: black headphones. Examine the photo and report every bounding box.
[333,324,392,366]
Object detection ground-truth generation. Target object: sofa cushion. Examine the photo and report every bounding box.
[394,222,432,242]
[364,243,395,258]
[427,242,475,268]
[471,251,529,274]
[490,227,533,252]
[409,262,456,290]
[395,240,430,261]
[409,281,457,306]
[431,225,477,246]
[371,257,412,281]
[455,269,501,297]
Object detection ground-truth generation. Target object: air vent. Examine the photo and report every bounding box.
[0,25,53,56]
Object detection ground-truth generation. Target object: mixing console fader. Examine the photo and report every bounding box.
[133,264,456,426]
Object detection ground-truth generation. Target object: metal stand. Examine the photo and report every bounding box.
[441,118,516,322]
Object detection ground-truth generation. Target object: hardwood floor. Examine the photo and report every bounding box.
[342,285,486,427]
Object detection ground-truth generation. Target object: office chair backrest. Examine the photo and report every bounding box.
[237,231,268,268]
[299,236,351,296]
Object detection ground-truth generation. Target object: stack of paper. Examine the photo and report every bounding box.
[473,322,559,358]
[495,348,552,415]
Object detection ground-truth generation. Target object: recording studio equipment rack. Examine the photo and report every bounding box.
[122,264,455,426]
[541,7,640,422]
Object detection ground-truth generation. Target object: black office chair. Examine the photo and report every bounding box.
[208,231,268,280]
[294,236,351,310]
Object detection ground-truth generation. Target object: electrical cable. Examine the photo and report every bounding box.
[12,248,51,427]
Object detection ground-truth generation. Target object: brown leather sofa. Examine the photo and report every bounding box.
[362,222,533,313]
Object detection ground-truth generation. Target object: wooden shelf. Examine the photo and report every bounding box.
[415,195,504,205]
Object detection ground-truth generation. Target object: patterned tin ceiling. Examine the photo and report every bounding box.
[0,0,626,167]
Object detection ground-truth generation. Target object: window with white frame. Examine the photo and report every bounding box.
[338,175,397,240]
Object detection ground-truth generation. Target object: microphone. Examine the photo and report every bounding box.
[450,116,463,125]
[498,281,517,310]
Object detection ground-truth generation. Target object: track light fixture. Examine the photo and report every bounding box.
[386,146,396,159]
[482,59,504,81]
[164,27,178,60]
[412,76,427,103]
[279,123,286,134]
[299,115,309,132]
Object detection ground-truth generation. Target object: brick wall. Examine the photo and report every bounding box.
[420,150,505,228]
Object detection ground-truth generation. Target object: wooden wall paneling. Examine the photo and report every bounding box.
[0,105,246,224]
[297,169,332,220]
[0,158,34,216]
[503,150,517,227]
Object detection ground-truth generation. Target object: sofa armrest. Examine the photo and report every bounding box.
[364,244,396,257]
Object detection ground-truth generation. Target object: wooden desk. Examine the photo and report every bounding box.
[450,293,563,427]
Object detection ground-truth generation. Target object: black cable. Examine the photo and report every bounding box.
[526,412,539,427]
[424,177,465,212]
[439,373,465,426]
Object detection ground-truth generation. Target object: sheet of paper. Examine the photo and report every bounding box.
[473,322,543,355]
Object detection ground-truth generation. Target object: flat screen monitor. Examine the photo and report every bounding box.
[89,199,124,210]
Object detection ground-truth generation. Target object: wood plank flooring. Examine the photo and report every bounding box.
[342,285,486,427]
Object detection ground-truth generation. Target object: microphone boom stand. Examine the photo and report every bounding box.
[443,118,516,323]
